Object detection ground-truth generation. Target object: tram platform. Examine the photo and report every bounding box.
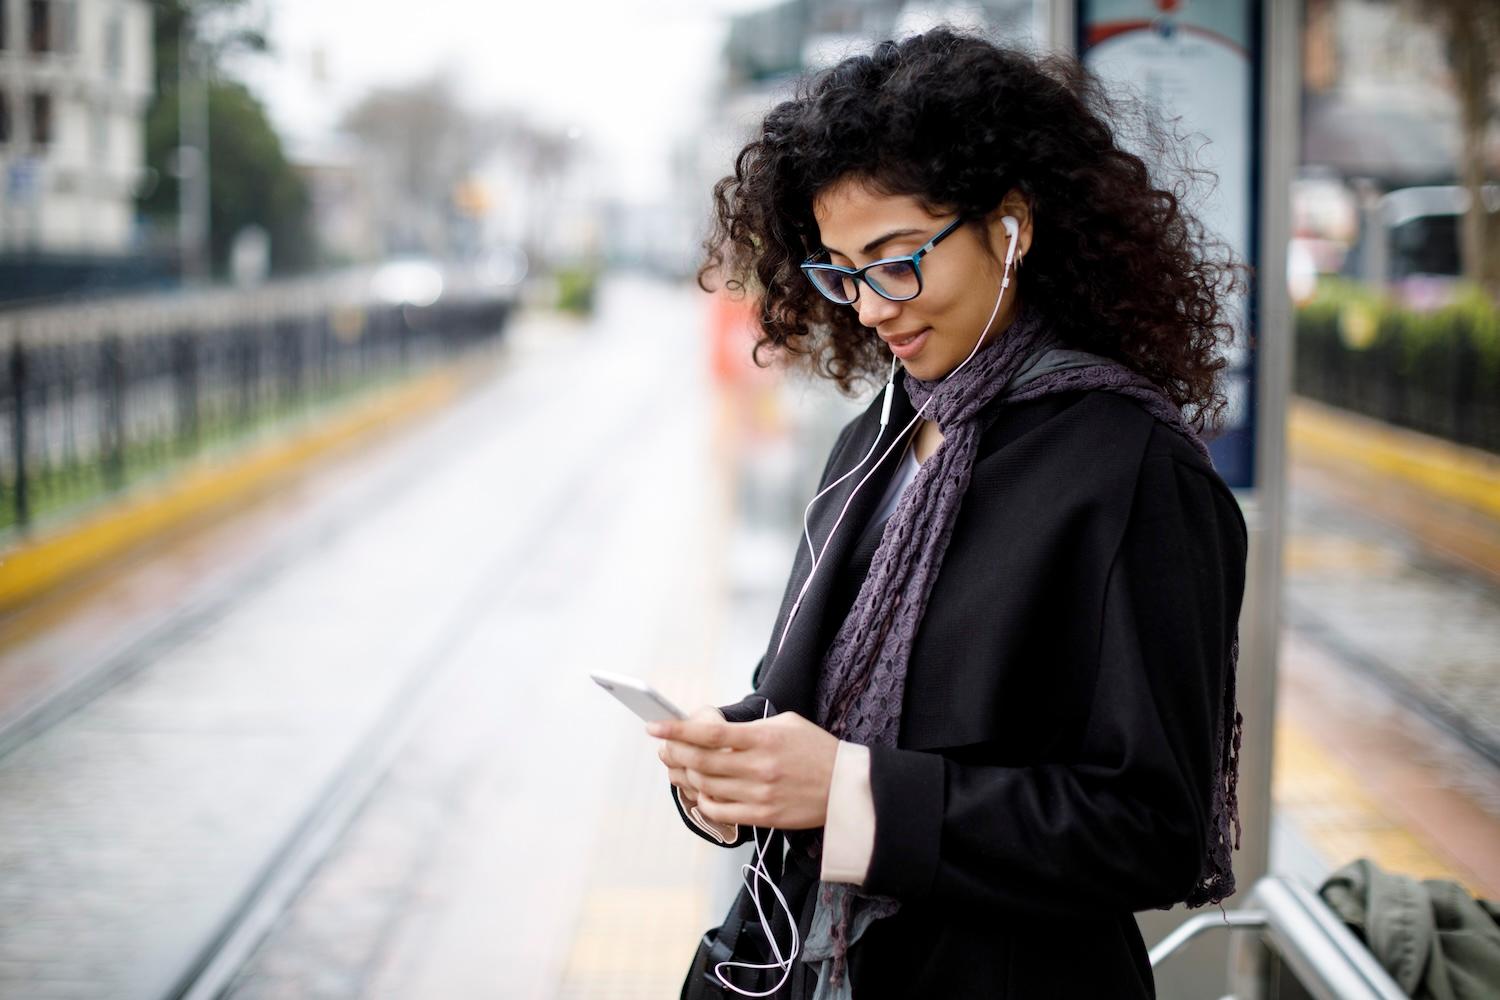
[0,279,1493,997]
[1275,397,1500,902]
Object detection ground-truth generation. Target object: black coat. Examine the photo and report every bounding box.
[673,378,1248,999]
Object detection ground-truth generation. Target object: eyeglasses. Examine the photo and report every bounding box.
[800,216,965,305]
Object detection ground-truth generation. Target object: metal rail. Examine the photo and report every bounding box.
[1148,908,1268,967]
[0,265,517,534]
[1150,875,1407,1000]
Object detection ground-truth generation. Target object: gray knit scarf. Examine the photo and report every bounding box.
[798,302,1243,997]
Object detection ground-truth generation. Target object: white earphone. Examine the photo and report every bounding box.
[713,214,1021,997]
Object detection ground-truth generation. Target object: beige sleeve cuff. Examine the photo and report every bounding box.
[677,707,737,844]
[820,740,874,885]
[677,785,739,844]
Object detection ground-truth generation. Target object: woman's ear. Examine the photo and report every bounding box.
[986,188,1033,264]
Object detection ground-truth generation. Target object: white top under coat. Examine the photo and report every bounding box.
[871,435,921,526]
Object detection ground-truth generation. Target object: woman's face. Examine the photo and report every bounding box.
[810,178,1031,382]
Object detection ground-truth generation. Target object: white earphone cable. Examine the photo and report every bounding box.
[713,701,801,995]
[796,353,900,577]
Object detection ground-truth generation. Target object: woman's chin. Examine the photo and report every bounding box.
[903,356,951,381]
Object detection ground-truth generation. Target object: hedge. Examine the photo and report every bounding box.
[1294,279,1500,454]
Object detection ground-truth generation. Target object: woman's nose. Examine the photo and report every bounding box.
[854,286,901,328]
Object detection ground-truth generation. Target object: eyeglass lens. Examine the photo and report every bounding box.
[811,260,920,303]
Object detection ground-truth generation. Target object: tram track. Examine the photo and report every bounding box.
[166,393,657,1000]
[1283,472,1500,773]
[0,350,516,763]
[1285,602,1500,771]
[0,283,700,1000]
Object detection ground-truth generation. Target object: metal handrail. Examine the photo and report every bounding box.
[1148,908,1268,967]
[1149,875,1407,1000]
[1245,877,1407,1000]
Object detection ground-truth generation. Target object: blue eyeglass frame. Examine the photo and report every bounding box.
[800,216,966,304]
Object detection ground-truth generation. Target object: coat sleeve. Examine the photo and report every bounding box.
[860,438,1248,918]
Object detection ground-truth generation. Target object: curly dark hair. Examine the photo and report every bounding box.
[698,28,1242,428]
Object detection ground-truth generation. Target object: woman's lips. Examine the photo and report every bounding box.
[886,328,931,361]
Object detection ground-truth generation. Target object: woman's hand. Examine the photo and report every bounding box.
[660,706,727,809]
[650,708,840,830]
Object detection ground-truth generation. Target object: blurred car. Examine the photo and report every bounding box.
[1346,184,1500,309]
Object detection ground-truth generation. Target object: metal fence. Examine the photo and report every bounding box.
[1294,301,1500,455]
[0,268,517,537]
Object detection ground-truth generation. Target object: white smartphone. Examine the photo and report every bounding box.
[590,670,687,724]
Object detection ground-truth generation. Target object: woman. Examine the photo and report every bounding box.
[650,28,1247,999]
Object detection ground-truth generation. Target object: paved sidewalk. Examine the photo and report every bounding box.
[1286,434,1500,766]
[1275,419,1500,901]
[1274,631,1500,899]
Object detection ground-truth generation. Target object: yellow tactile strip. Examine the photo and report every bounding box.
[555,885,711,997]
[1273,719,1479,890]
[0,357,493,614]
[1289,398,1500,520]
[1282,535,1402,575]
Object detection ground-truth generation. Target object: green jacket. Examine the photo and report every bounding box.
[1321,858,1500,999]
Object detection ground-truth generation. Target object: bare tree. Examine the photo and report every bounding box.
[340,76,506,256]
[339,77,579,261]
[1429,0,1500,288]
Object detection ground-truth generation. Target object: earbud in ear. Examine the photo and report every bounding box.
[1000,216,1021,271]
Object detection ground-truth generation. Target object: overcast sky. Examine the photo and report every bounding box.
[238,0,778,201]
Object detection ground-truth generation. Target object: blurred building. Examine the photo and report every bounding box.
[0,0,154,261]
[601,135,705,278]
[722,0,1038,92]
[287,134,381,268]
[1299,0,1497,297]
[1301,0,1486,189]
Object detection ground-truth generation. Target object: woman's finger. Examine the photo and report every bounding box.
[692,773,765,805]
[697,791,766,827]
[648,714,759,751]
[660,739,749,778]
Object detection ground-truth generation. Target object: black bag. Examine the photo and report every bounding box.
[681,829,792,999]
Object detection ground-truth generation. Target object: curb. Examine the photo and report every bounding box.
[0,356,495,616]
[1289,398,1500,521]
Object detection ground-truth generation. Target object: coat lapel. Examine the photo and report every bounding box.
[758,382,917,719]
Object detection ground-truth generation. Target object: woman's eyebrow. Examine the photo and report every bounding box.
[823,227,926,257]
